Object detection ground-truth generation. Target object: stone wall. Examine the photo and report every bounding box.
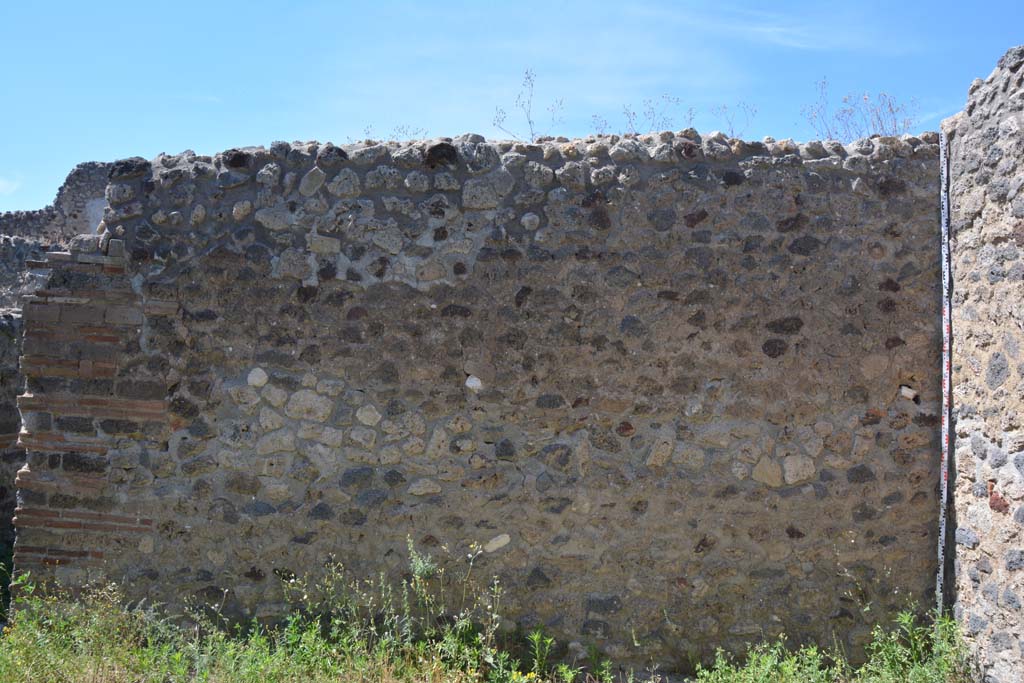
[0,162,110,242]
[11,130,942,669]
[946,45,1024,682]
[0,313,24,571]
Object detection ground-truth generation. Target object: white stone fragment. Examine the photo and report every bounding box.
[465,375,483,392]
[247,367,269,387]
[484,533,511,553]
[356,404,382,426]
[520,213,540,231]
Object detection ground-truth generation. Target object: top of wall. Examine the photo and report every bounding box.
[0,161,110,243]
[89,128,939,286]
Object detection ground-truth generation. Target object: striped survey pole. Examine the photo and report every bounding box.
[936,129,952,613]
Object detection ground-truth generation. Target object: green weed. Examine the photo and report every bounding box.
[0,552,972,683]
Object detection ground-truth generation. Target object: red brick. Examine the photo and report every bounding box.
[23,323,120,346]
[18,394,167,422]
[78,325,119,334]
[48,557,102,567]
[15,517,83,530]
[14,546,48,554]
[80,522,150,534]
[63,511,141,525]
[14,507,60,518]
[34,548,89,559]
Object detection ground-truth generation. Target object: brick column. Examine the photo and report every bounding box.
[12,249,169,579]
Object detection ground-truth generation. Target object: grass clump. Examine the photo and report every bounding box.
[0,548,972,683]
[695,611,971,683]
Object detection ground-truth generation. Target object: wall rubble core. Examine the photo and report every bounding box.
[5,128,944,668]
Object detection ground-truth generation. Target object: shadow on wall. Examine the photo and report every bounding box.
[0,314,24,614]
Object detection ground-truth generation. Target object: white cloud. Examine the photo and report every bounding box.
[0,176,21,196]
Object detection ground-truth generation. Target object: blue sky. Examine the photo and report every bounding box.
[1,0,1020,211]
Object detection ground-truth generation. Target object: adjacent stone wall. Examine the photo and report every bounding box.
[0,162,110,242]
[12,130,941,668]
[947,45,1024,682]
[0,236,51,311]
